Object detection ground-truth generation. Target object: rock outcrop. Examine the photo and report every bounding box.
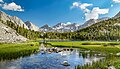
[0,11,28,29]
[0,22,28,43]
[25,21,39,31]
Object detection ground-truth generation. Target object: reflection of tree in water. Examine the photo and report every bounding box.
[39,44,104,67]
[40,43,74,55]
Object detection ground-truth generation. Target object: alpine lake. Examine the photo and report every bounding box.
[0,43,108,69]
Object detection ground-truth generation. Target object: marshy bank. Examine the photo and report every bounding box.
[48,41,120,69]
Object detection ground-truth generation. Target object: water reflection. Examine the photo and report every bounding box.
[0,44,104,69]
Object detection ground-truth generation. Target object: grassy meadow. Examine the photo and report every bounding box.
[48,41,120,53]
[0,41,39,60]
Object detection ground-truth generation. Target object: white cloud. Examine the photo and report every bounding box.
[71,2,110,21]
[72,2,79,7]
[80,3,93,12]
[85,7,109,21]
[111,4,114,7]
[0,0,3,3]
[0,4,2,6]
[113,0,120,3]
[71,2,93,12]
[2,2,24,11]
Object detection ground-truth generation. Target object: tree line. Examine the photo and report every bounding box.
[1,17,120,41]
[45,17,120,41]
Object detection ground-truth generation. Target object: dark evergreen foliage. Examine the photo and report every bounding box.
[1,20,41,39]
[45,17,120,41]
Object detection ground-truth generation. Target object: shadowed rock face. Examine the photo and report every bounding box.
[114,11,120,18]
[40,24,53,32]
[79,19,97,29]
[79,17,109,29]
[25,21,39,31]
[0,11,28,29]
[0,22,28,43]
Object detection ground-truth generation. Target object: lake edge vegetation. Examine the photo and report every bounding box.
[48,41,120,69]
[0,41,40,61]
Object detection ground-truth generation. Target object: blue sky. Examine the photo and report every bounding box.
[0,0,120,27]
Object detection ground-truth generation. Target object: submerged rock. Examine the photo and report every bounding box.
[61,61,70,66]
[116,52,120,56]
[108,66,116,69]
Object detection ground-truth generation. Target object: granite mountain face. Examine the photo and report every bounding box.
[0,11,40,32]
[40,24,54,32]
[40,22,80,32]
[25,21,39,31]
[0,11,28,29]
[0,21,28,43]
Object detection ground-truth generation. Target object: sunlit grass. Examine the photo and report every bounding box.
[0,42,39,60]
[48,41,120,54]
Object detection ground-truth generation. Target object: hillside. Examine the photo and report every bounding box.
[72,17,120,41]
[0,11,28,29]
[0,11,41,40]
[0,21,28,43]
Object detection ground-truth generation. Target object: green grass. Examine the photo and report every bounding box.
[48,41,120,54]
[75,56,120,69]
[0,42,39,60]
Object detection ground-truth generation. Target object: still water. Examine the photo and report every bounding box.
[0,44,104,69]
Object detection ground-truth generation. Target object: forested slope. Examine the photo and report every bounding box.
[72,17,120,41]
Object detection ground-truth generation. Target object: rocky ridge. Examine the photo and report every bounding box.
[25,21,39,31]
[0,11,28,29]
[0,21,28,43]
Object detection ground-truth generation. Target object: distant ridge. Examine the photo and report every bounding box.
[79,17,109,29]
[40,23,80,32]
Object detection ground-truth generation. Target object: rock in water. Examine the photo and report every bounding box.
[61,61,70,66]
[108,66,116,69]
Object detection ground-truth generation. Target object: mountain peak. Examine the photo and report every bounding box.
[25,21,32,25]
[0,10,28,29]
[25,21,39,31]
[40,24,53,32]
[41,24,49,28]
